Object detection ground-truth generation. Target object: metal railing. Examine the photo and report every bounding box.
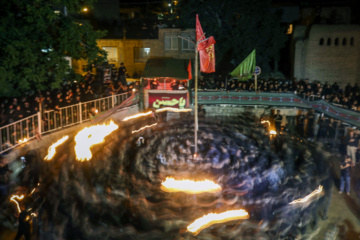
[0,113,40,154]
[0,92,129,154]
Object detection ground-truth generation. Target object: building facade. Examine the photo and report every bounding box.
[94,28,195,78]
[293,24,360,87]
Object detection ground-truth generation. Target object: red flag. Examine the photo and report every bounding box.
[187,59,192,80]
[196,14,216,73]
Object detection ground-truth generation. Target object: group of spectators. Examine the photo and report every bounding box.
[0,73,135,128]
[198,76,360,112]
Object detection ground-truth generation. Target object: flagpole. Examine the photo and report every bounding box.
[194,42,199,155]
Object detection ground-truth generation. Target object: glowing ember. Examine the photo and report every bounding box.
[10,195,24,213]
[18,138,28,143]
[187,209,249,234]
[122,111,152,121]
[44,136,69,161]
[156,107,192,113]
[270,130,277,135]
[161,177,221,194]
[261,120,271,126]
[132,123,158,134]
[289,185,323,204]
[30,188,36,195]
[74,121,119,161]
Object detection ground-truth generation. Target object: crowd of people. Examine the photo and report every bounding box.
[198,76,360,111]
[0,73,136,128]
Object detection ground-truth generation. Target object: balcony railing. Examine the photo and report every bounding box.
[0,92,129,154]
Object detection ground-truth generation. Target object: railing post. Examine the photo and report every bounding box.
[37,111,42,136]
[112,94,115,108]
[79,102,82,124]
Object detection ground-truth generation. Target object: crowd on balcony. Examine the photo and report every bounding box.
[197,76,360,112]
[0,73,134,127]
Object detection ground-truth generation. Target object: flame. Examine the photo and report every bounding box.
[123,108,192,121]
[289,185,323,204]
[156,107,192,113]
[75,121,118,161]
[44,136,69,161]
[261,120,271,127]
[161,177,221,194]
[10,195,24,213]
[122,111,152,121]
[31,213,37,217]
[19,138,28,143]
[187,209,249,234]
[270,130,277,135]
[132,123,157,134]
[95,109,99,114]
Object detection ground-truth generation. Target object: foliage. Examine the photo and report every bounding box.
[0,0,107,97]
[177,0,288,75]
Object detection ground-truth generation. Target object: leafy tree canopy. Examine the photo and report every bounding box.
[0,0,107,97]
[177,0,288,76]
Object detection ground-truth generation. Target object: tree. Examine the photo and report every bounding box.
[177,0,288,75]
[0,0,107,97]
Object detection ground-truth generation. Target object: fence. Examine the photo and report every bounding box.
[0,92,129,154]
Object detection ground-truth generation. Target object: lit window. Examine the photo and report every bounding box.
[165,34,178,50]
[102,47,118,63]
[134,47,151,63]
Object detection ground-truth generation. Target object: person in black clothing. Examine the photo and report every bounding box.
[317,116,328,143]
[14,105,24,122]
[274,110,283,134]
[339,155,351,195]
[296,111,305,137]
[0,157,11,201]
[15,205,33,240]
[328,118,336,148]
[307,109,315,140]
[150,79,159,89]
[118,63,127,86]
[170,80,180,90]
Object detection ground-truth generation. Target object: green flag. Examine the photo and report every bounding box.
[230,49,256,81]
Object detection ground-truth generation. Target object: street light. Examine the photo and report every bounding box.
[82,7,88,12]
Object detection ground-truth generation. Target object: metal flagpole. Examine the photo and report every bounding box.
[178,35,206,157]
[194,42,198,155]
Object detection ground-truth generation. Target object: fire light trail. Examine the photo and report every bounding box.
[161,177,221,194]
[187,209,249,235]
[289,185,323,204]
[18,138,28,143]
[156,107,192,113]
[261,120,271,126]
[75,121,119,161]
[44,135,69,161]
[122,108,193,121]
[122,111,152,121]
[10,195,24,213]
[132,123,158,134]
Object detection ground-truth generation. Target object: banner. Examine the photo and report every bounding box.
[196,14,216,73]
[148,91,188,109]
[187,59,192,80]
[230,49,256,81]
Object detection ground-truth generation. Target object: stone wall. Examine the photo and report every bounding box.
[294,24,360,88]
